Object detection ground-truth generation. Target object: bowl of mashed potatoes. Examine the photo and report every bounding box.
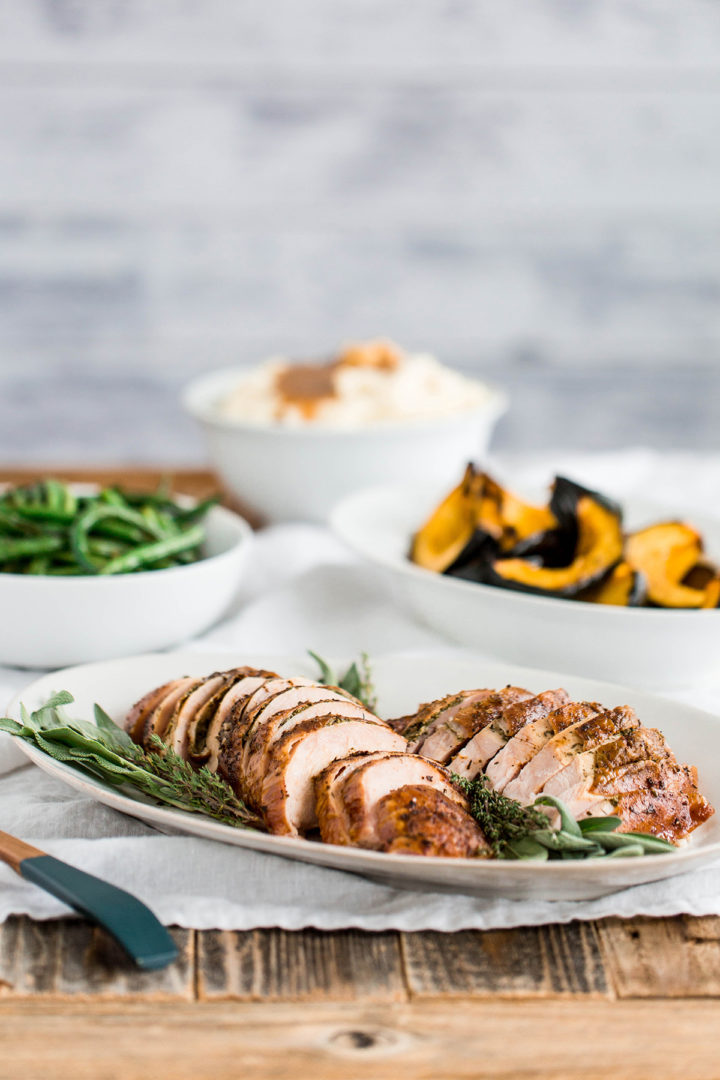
[183,341,507,522]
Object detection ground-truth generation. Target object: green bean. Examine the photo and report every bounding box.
[0,535,64,561]
[0,480,215,575]
[87,539,128,559]
[99,488,128,509]
[99,525,205,575]
[26,556,51,574]
[0,507,44,535]
[70,504,168,573]
[93,520,146,544]
[175,497,219,526]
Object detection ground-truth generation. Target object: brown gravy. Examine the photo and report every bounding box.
[273,341,402,420]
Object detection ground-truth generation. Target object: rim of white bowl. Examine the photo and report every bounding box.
[0,484,252,583]
[182,366,509,438]
[330,484,720,621]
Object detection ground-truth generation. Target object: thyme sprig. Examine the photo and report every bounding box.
[453,773,549,857]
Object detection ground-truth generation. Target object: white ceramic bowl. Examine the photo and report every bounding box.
[0,496,252,668]
[183,367,507,523]
[331,485,720,691]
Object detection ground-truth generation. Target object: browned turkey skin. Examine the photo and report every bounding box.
[125,667,712,853]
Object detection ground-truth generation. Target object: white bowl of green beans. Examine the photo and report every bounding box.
[0,480,253,668]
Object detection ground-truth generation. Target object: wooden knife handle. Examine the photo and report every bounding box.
[0,830,45,874]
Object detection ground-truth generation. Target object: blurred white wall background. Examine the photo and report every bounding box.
[0,0,718,461]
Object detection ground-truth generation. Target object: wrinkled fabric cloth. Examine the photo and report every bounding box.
[0,449,719,931]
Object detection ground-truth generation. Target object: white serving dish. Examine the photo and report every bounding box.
[331,485,720,690]
[0,495,252,668]
[182,367,507,523]
[7,648,720,901]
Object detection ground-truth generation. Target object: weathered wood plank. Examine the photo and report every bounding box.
[0,917,194,999]
[0,998,718,1080]
[197,928,407,1002]
[0,466,217,497]
[401,923,611,999]
[597,915,720,998]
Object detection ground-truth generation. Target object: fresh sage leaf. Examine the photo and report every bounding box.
[533,794,584,837]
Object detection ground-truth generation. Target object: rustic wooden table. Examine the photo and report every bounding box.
[0,468,718,1080]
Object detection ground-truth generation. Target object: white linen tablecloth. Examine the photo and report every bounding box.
[1,448,719,931]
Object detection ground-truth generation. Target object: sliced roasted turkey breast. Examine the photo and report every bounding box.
[141,676,203,749]
[437,686,538,776]
[240,677,317,727]
[260,718,406,836]
[542,725,667,801]
[125,680,179,742]
[398,691,480,751]
[503,705,639,804]
[202,671,278,771]
[418,686,532,765]
[315,750,464,848]
[185,669,264,764]
[483,689,571,790]
[239,683,373,759]
[241,697,380,807]
[477,700,601,793]
[162,673,231,759]
[543,726,714,839]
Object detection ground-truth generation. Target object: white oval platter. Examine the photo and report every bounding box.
[7,648,720,901]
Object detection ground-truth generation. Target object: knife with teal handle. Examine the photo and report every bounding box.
[0,830,178,970]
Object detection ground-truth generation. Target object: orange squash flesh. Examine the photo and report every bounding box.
[476,474,557,552]
[581,562,645,606]
[410,466,481,573]
[625,522,720,609]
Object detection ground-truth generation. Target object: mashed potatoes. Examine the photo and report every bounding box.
[218,341,493,428]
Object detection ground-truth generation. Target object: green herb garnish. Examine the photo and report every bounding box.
[0,479,217,576]
[309,650,378,712]
[454,775,676,860]
[0,695,261,830]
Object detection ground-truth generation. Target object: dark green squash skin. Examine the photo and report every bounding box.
[443,529,499,582]
[504,525,577,569]
[550,476,623,528]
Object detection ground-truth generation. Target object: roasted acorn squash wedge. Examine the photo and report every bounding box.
[410,464,485,573]
[625,523,720,608]
[476,473,557,553]
[487,482,624,598]
[580,562,647,607]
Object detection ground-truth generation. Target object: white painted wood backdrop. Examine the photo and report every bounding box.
[0,0,718,460]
